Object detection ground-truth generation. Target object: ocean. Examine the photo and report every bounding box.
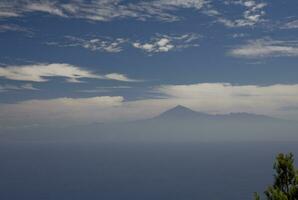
[1,141,298,200]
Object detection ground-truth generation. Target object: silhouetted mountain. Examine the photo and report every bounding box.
[1,105,297,143]
[156,105,211,120]
[154,105,279,122]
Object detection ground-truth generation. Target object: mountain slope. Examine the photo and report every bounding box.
[156,105,210,120]
[153,105,280,122]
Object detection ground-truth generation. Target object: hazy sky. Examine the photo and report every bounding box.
[0,0,298,128]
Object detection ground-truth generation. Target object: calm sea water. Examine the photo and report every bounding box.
[1,141,298,200]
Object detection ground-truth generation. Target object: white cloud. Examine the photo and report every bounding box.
[133,38,174,53]
[79,86,132,93]
[231,33,247,38]
[2,83,298,128]
[0,11,20,18]
[0,83,37,92]
[0,0,65,18]
[282,20,298,29]
[47,33,199,54]
[0,0,269,27]
[113,83,298,121]
[0,24,31,33]
[132,33,200,54]
[150,83,298,117]
[47,36,127,53]
[205,0,267,27]
[0,96,124,127]
[0,63,138,82]
[0,63,101,82]
[229,38,298,58]
[25,1,66,17]
[104,73,140,82]
[128,0,206,21]
[0,0,206,22]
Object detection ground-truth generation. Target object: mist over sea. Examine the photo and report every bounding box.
[1,140,298,200]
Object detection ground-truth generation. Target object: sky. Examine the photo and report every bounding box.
[0,0,298,129]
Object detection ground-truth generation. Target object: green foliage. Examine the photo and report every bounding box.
[254,192,261,200]
[265,186,289,200]
[254,153,298,200]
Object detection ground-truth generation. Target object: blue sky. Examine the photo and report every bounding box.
[1,0,298,128]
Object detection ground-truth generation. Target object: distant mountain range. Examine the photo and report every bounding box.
[1,105,297,143]
[153,105,279,122]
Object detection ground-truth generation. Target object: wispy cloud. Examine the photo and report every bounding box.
[0,83,37,92]
[0,0,270,28]
[79,86,132,93]
[104,73,139,82]
[0,0,206,22]
[231,33,248,38]
[47,36,127,53]
[26,1,66,17]
[0,1,61,18]
[205,0,267,27]
[0,24,32,34]
[0,63,139,82]
[47,33,200,54]
[282,19,298,29]
[132,33,200,54]
[0,0,65,18]
[229,38,298,58]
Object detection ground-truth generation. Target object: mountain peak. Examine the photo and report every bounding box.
[157,105,208,119]
[171,105,193,112]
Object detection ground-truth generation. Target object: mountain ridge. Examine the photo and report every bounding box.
[153,105,279,122]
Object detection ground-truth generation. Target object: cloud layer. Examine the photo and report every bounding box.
[155,83,298,114]
[47,33,200,54]
[229,38,298,58]
[47,36,127,53]
[0,63,138,82]
[283,19,298,29]
[1,83,298,128]
[0,96,124,128]
[0,0,266,28]
[0,0,206,22]
[205,0,267,27]
[132,33,200,54]
[0,83,37,92]
[0,24,31,33]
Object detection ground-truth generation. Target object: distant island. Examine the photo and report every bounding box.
[2,105,298,143]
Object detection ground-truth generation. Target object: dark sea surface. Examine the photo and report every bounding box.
[1,141,298,200]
